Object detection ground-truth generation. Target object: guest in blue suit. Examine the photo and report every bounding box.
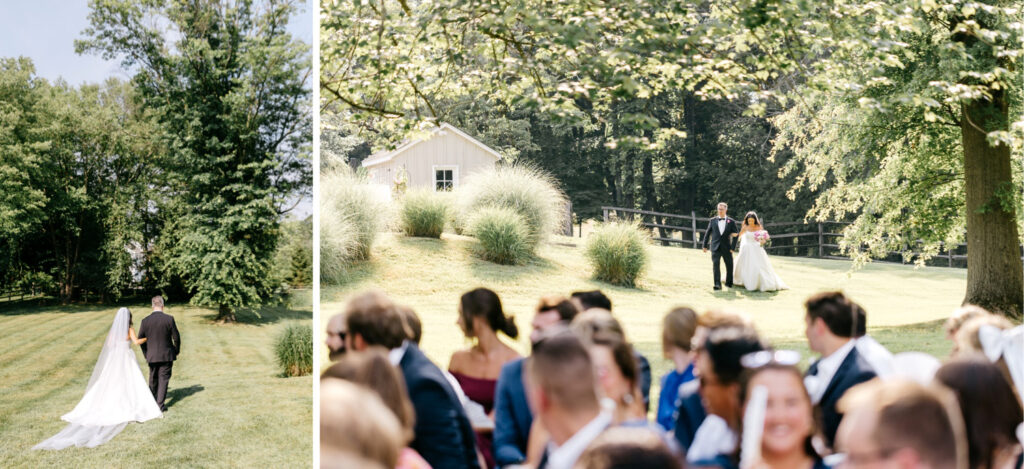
[802,291,877,450]
[493,295,580,467]
[345,291,481,469]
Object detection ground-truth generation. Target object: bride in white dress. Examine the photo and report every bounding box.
[34,308,162,450]
[733,211,789,292]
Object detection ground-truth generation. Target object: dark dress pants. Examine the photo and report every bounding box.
[148,361,173,410]
[712,247,734,287]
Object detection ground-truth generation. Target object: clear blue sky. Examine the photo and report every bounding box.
[0,0,313,86]
[0,0,314,219]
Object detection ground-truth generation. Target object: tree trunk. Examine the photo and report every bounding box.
[217,303,237,323]
[960,94,1023,319]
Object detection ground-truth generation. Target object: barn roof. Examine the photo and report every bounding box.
[361,123,503,168]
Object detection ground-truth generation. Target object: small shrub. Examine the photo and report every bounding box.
[275,323,313,377]
[585,222,649,287]
[400,189,449,238]
[469,207,532,265]
[456,164,567,251]
[320,166,390,283]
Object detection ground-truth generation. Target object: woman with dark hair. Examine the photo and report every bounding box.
[448,287,521,468]
[934,355,1023,469]
[732,211,788,292]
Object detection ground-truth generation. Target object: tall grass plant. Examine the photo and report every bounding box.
[585,222,649,287]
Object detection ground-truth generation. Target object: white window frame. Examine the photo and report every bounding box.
[432,165,459,191]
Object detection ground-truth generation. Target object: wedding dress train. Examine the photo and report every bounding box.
[733,231,789,292]
[34,308,162,450]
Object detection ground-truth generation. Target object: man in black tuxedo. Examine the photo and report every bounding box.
[138,295,180,412]
[803,291,877,450]
[702,202,740,290]
[345,291,480,469]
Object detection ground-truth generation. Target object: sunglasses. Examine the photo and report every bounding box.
[740,350,801,369]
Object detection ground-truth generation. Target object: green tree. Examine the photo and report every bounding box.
[324,0,1023,316]
[79,0,312,321]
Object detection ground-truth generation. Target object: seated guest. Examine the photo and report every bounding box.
[943,305,990,350]
[585,330,648,425]
[345,291,480,469]
[657,307,698,432]
[493,296,579,468]
[322,350,431,469]
[953,314,1014,356]
[571,290,653,411]
[321,379,404,469]
[574,427,682,469]
[325,312,347,361]
[688,326,765,466]
[802,291,877,450]
[448,288,522,468]
[934,355,1023,469]
[835,380,965,469]
[673,309,752,453]
[735,358,829,469]
[527,331,611,469]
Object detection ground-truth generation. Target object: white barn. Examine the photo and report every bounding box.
[361,123,501,192]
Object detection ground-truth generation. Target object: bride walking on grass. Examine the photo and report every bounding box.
[34,308,162,450]
[733,211,789,292]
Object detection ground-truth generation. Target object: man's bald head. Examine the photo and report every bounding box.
[326,312,348,361]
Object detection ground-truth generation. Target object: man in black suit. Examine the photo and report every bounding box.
[803,291,877,450]
[344,291,480,469]
[702,202,740,290]
[138,295,180,412]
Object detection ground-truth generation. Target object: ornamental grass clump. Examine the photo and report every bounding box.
[456,164,567,252]
[585,222,649,287]
[274,323,312,377]
[400,189,449,238]
[319,166,389,283]
[468,207,532,265]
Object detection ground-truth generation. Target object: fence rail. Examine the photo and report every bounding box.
[601,206,1024,268]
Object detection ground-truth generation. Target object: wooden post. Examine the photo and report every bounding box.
[603,208,609,222]
[564,201,573,236]
[818,223,823,258]
[947,243,953,267]
[691,211,698,249]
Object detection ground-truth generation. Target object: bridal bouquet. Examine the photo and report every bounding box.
[754,230,770,245]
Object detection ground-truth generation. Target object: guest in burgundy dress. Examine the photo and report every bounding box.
[448,288,522,469]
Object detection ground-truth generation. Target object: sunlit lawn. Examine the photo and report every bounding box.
[0,294,312,469]
[323,232,970,399]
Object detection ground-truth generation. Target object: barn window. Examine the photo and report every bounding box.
[433,166,457,191]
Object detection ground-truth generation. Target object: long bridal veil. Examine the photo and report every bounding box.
[34,308,162,450]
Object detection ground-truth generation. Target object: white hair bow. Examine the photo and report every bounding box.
[978,325,1024,407]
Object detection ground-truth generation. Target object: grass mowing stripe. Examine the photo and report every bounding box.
[0,313,107,383]
[0,311,103,359]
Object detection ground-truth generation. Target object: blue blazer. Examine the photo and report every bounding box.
[399,343,481,469]
[493,358,533,467]
[812,346,877,449]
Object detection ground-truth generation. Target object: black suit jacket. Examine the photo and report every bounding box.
[398,343,480,469]
[702,217,739,252]
[138,311,180,363]
[811,346,877,448]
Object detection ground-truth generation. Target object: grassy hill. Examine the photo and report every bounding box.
[323,232,967,394]
[1,296,312,468]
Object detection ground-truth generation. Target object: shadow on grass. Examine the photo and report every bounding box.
[165,384,205,409]
[0,301,133,317]
[734,288,782,301]
[395,236,447,254]
[320,260,382,302]
[468,250,558,282]
[203,305,312,325]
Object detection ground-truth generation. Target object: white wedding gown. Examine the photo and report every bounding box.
[34,308,162,450]
[733,231,789,292]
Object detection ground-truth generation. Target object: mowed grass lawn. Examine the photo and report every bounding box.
[323,232,974,397]
[0,295,312,468]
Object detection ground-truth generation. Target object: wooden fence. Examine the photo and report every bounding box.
[601,206,1024,268]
